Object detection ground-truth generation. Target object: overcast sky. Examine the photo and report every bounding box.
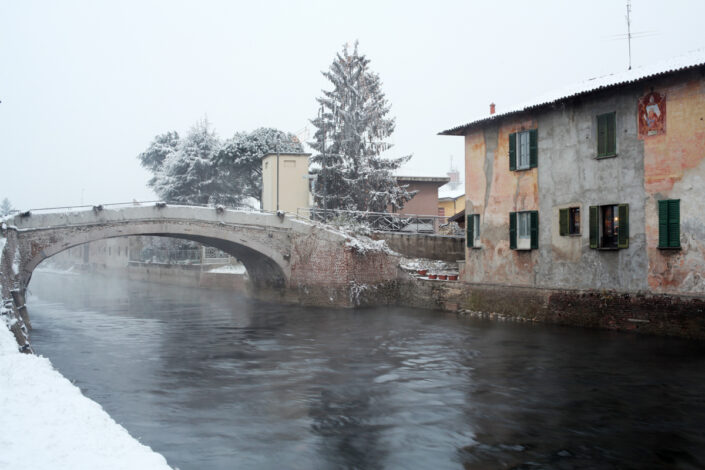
[1,0,703,209]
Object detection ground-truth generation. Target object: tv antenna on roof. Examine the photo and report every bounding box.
[626,0,633,70]
[607,1,659,70]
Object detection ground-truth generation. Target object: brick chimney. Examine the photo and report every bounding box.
[490,103,496,115]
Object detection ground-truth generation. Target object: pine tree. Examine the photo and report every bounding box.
[1,198,12,216]
[309,42,415,213]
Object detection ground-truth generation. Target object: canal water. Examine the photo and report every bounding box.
[27,271,705,469]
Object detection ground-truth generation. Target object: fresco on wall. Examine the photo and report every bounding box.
[638,91,666,137]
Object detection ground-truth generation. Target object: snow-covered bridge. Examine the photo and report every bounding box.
[1,204,400,315]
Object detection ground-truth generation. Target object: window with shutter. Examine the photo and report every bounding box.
[510,129,537,171]
[597,112,617,158]
[511,211,537,250]
[466,214,474,248]
[658,199,681,249]
[559,207,581,236]
[588,203,630,249]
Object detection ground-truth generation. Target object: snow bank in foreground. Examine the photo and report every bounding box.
[0,326,172,470]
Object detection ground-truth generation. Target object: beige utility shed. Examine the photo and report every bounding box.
[261,152,312,216]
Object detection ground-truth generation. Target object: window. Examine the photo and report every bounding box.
[509,129,538,171]
[284,160,296,168]
[518,131,530,169]
[518,212,530,239]
[439,207,446,217]
[467,214,481,248]
[559,207,581,236]
[589,204,629,249]
[509,211,538,250]
[658,199,680,249]
[597,112,616,157]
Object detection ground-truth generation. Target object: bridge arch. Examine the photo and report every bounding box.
[14,206,297,289]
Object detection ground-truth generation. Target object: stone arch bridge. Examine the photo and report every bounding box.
[1,204,402,348]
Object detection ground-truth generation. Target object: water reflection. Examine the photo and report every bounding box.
[28,272,705,469]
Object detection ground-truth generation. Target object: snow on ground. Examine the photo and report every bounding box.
[0,326,173,470]
[34,265,81,276]
[207,263,247,274]
[400,257,458,275]
[345,235,394,254]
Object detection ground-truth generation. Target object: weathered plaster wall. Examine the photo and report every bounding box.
[464,118,539,286]
[463,69,705,296]
[642,70,705,294]
[537,87,649,291]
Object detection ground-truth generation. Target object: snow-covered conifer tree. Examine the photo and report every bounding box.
[309,42,414,213]
[1,198,13,216]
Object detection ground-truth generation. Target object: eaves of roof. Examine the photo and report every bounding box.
[439,49,705,136]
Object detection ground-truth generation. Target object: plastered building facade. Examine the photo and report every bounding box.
[442,52,705,297]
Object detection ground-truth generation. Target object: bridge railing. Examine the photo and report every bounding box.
[295,207,456,234]
[8,201,461,235]
[18,200,262,214]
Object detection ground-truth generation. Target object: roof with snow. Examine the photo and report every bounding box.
[438,183,464,200]
[395,175,450,186]
[440,49,705,136]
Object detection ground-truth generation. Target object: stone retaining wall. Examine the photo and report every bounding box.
[394,278,705,340]
[369,232,464,262]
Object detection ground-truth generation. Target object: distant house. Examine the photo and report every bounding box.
[437,165,465,219]
[440,50,705,297]
[394,176,450,216]
[438,185,465,219]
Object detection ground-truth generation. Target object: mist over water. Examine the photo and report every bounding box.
[28,271,705,469]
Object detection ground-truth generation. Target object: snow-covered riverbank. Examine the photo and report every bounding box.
[0,325,172,470]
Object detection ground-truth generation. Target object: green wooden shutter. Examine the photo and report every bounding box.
[466,214,474,248]
[530,211,539,249]
[589,206,599,249]
[559,208,568,236]
[529,129,538,168]
[618,204,629,249]
[606,112,616,155]
[509,133,517,171]
[509,212,517,250]
[668,199,680,248]
[658,200,669,248]
[597,114,607,156]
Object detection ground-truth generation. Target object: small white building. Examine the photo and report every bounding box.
[261,152,312,216]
